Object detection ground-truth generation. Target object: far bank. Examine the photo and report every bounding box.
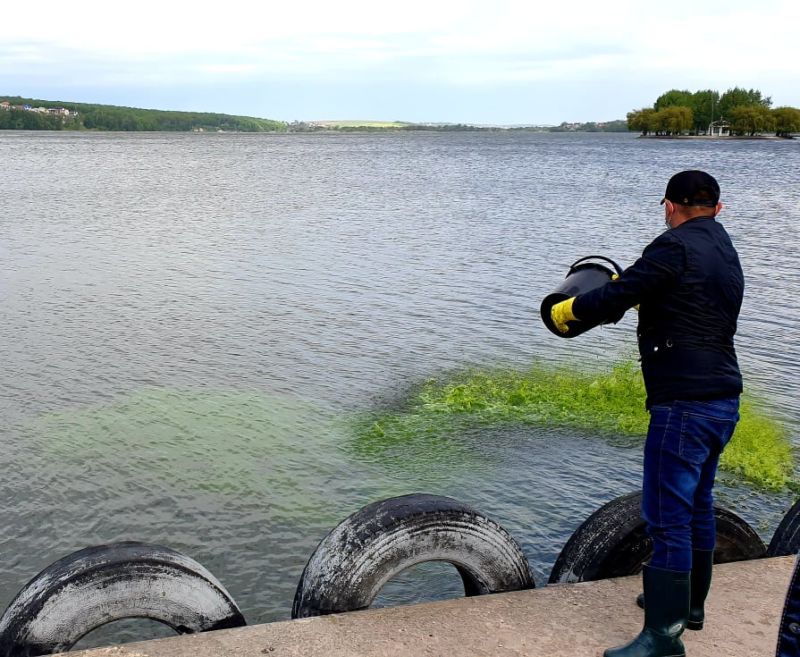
[638,134,797,140]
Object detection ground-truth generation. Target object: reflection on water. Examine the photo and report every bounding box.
[1,131,798,646]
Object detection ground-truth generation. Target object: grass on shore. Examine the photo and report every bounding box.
[358,361,795,491]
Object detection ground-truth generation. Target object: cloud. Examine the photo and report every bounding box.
[1,0,798,121]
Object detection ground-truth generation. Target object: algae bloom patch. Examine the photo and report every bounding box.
[25,388,350,523]
[355,361,794,492]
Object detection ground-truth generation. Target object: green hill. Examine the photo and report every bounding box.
[0,96,286,132]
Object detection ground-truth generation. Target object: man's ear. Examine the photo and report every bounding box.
[714,202,723,217]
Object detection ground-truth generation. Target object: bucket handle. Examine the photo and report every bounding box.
[568,255,624,277]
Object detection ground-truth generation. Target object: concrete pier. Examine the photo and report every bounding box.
[72,556,794,657]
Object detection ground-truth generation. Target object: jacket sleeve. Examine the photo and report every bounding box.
[572,232,686,326]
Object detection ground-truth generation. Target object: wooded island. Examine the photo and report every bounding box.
[627,88,800,137]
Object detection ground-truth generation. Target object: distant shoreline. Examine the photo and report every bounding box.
[1,95,630,134]
[638,134,796,140]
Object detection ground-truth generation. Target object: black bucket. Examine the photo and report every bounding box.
[540,255,624,338]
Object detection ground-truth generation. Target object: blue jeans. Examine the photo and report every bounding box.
[642,398,740,572]
[777,554,800,657]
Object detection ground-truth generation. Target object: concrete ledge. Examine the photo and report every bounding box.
[73,556,795,657]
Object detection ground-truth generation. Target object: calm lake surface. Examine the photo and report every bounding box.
[1,131,799,646]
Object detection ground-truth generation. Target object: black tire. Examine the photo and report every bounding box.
[0,542,246,656]
[292,494,533,618]
[548,491,766,584]
[768,498,800,556]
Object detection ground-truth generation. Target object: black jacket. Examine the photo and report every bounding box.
[572,216,744,408]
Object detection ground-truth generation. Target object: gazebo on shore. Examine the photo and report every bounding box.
[707,120,731,137]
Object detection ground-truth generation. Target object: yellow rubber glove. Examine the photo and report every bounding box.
[551,297,577,334]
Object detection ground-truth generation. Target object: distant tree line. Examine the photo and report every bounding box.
[0,107,80,130]
[400,123,494,131]
[546,119,629,133]
[287,121,509,132]
[627,88,800,137]
[0,97,286,132]
[2,95,642,134]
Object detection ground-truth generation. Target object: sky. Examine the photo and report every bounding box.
[1,0,798,125]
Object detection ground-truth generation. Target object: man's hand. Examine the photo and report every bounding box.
[551,297,577,334]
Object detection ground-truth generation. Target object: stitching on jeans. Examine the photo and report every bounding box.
[682,414,735,458]
[658,406,672,569]
[679,412,688,461]
[685,412,736,423]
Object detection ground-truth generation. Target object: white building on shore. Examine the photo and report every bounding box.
[708,120,731,137]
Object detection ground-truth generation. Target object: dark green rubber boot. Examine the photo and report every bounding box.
[636,549,714,631]
[686,549,714,630]
[605,565,689,657]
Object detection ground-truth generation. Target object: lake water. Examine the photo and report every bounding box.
[1,131,799,647]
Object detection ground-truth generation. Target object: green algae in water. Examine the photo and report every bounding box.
[721,398,795,492]
[25,387,494,527]
[355,361,795,491]
[27,388,352,524]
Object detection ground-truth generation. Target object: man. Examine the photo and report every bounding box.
[777,554,800,657]
[550,170,744,657]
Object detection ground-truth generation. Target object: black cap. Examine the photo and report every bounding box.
[660,170,720,207]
